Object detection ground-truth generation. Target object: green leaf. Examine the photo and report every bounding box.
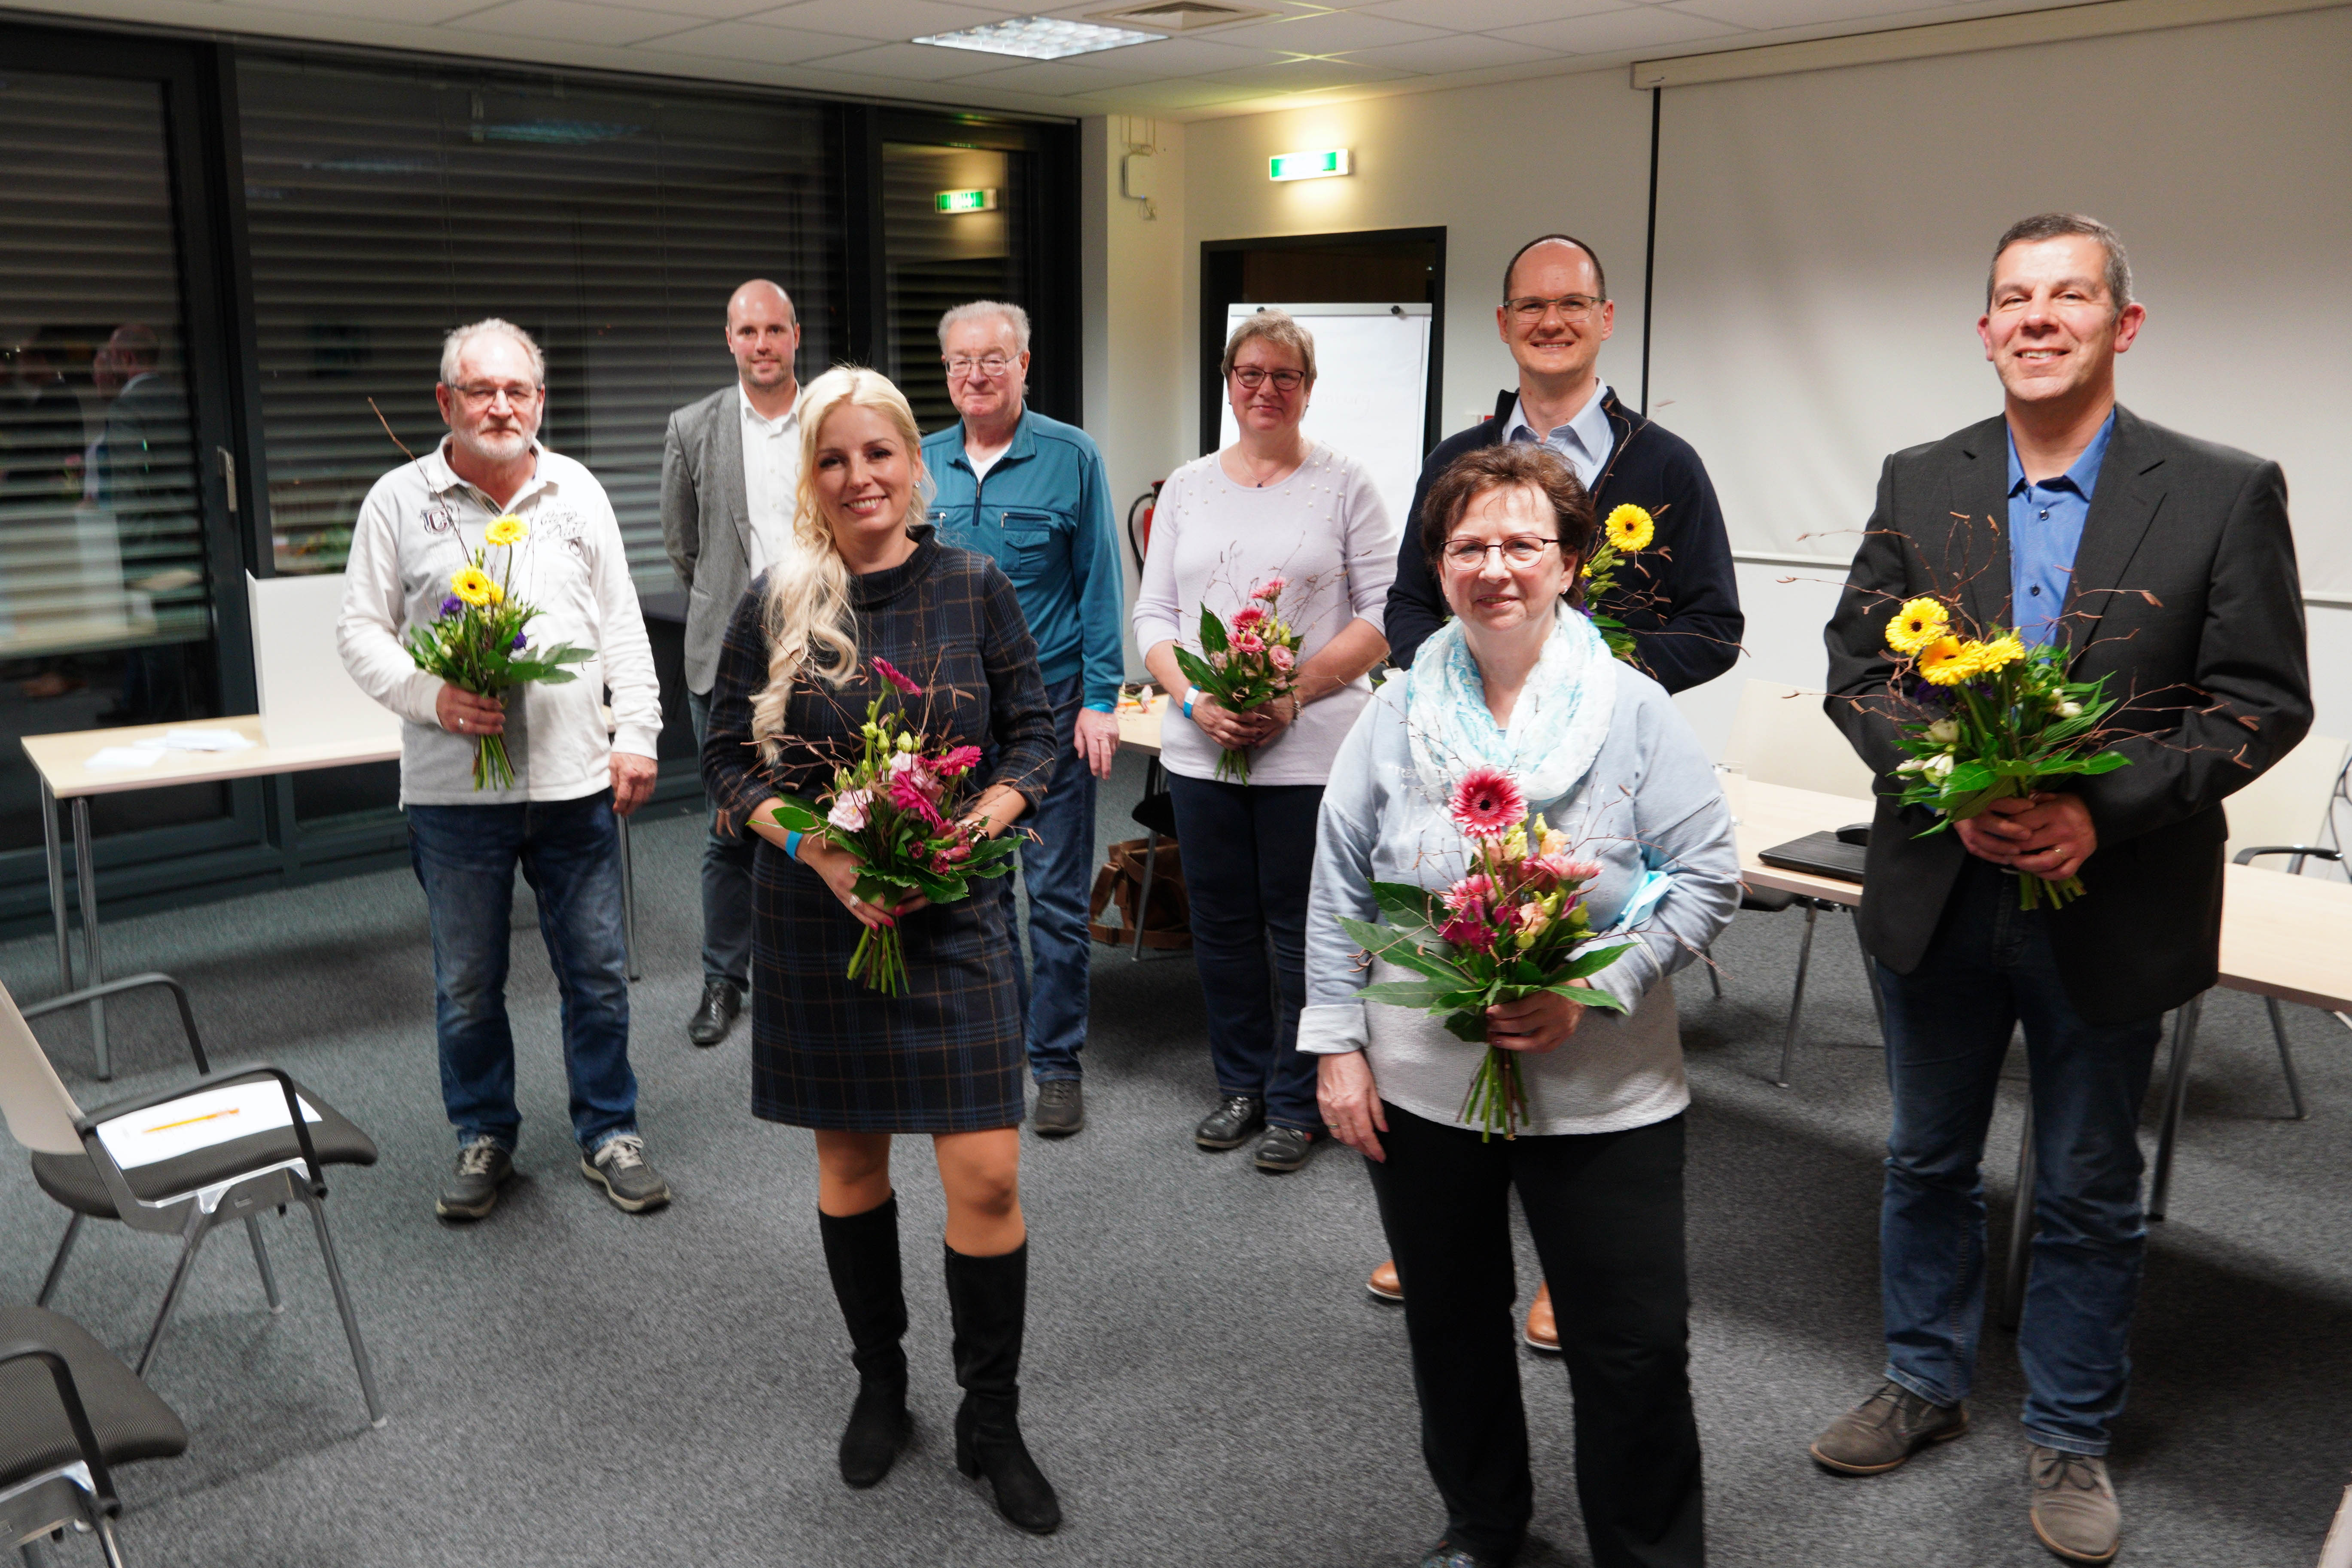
[1945,760,1995,793]
[1338,917,1468,985]
[1557,939,1638,980]
[1552,982,1631,1014]
[1370,880,1439,923]
[1357,979,1456,1009]
[1197,604,1229,655]
[2077,751,2130,774]
[1442,1012,1490,1044]
[765,796,827,832]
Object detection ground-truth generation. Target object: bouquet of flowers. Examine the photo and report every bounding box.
[1579,504,1657,664]
[1172,575,1305,784]
[760,658,1023,995]
[402,516,592,789]
[1341,766,1637,1139]
[1879,595,2130,910]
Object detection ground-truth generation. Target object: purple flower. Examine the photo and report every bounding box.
[511,632,528,650]
[439,595,463,617]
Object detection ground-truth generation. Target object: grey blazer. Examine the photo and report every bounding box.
[662,384,751,695]
[1824,404,2310,1024]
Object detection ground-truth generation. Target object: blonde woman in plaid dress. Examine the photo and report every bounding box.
[701,367,1061,1534]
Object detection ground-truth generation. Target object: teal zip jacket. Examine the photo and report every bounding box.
[923,407,1125,712]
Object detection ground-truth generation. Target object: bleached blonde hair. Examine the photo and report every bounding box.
[751,365,930,763]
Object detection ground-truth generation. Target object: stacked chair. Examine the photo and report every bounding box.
[2,1304,186,1567]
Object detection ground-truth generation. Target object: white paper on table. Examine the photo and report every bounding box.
[145,728,255,753]
[85,746,163,770]
[95,1081,323,1169]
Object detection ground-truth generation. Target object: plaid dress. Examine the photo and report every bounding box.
[701,531,1056,1133]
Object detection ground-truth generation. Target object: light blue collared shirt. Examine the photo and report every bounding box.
[1503,381,1615,492]
[2006,412,2114,648]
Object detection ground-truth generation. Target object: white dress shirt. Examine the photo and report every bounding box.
[1503,380,1615,492]
[739,384,800,577]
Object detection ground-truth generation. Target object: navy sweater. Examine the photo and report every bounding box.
[1384,388,1743,694]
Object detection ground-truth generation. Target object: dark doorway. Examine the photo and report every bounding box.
[1198,226,1445,457]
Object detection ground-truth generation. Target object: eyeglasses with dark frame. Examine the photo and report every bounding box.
[1504,294,1604,326]
[1231,365,1306,393]
[445,382,543,408]
[1442,536,1559,569]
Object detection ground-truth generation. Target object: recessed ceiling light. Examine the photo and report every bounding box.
[912,15,1166,58]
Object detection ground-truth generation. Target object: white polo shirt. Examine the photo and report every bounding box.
[336,438,662,807]
[740,384,800,578]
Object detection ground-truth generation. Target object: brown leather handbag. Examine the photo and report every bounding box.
[1087,836,1191,949]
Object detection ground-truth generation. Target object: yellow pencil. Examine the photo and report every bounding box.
[145,1107,239,1134]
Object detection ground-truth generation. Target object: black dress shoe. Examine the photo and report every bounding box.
[1418,1537,1512,1568]
[1194,1094,1265,1150]
[686,978,743,1046]
[1032,1080,1085,1137]
[1253,1125,1316,1173]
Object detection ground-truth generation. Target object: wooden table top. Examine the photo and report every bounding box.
[1736,780,1875,906]
[22,712,403,799]
[1115,693,1165,757]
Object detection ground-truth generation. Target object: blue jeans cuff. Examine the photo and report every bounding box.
[1885,1366,1961,1409]
[2022,1426,2108,1457]
[583,1127,641,1156]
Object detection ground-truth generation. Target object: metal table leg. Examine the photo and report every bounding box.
[617,813,639,982]
[2001,1095,2036,1332]
[69,797,107,1081]
[42,780,72,995]
[2148,993,2203,1222]
[1131,833,1160,960]
[1856,910,1887,1040]
[1774,901,1820,1087]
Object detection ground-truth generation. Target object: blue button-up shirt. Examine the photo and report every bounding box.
[1503,381,1615,492]
[2007,412,2114,647]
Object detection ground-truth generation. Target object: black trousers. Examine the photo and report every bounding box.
[1365,1104,1703,1568]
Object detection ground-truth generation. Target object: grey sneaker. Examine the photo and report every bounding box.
[581,1134,670,1213]
[1032,1080,1085,1137]
[2028,1444,2120,1563]
[1810,1379,1968,1474]
[436,1136,512,1221]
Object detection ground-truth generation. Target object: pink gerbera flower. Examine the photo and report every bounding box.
[1231,605,1267,631]
[872,657,923,696]
[1449,766,1525,838]
[1232,631,1266,656]
[931,744,983,778]
[1250,575,1287,603]
[1441,872,1497,913]
[887,771,946,828]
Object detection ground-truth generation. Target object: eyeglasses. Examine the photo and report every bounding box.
[944,354,1014,378]
[1231,366,1305,392]
[1443,536,1558,569]
[1504,294,1604,325]
[446,382,542,408]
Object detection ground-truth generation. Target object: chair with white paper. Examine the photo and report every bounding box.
[0,974,384,1426]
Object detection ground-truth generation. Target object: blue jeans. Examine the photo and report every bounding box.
[407,794,640,1155]
[1873,859,2163,1455]
[689,687,756,990]
[1010,676,1097,1082]
[1165,773,1325,1133]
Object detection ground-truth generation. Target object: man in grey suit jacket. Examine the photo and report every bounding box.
[1814,215,2309,1565]
[662,279,802,1045]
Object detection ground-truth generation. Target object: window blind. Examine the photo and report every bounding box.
[236,54,844,588]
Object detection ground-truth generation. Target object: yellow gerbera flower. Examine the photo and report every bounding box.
[449,566,497,607]
[1973,632,2026,672]
[1916,636,1982,686]
[1885,597,1952,655]
[1603,504,1654,554]
[484,515,528,547]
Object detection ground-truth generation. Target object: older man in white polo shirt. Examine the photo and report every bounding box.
[338,317,668,1222]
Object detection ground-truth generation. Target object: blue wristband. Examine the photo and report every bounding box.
[1182,686,1197,719]
[783,829,803,862]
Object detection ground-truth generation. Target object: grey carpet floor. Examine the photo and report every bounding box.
[3,751,2347,1568]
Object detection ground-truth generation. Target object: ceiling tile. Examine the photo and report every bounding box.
[793,39,1026,77]
[1354,0,1628,28]
[440,0,706,45]
[582,0,780,16]
[1668,0,1944,26]
[630,17,855,57]
[1334,30,1566,69]
[744,0,1018,40]
[1492,5,1742,52]
[1203,53,1415,86]
[1069,76,1268,107]
[227,0,490,19]
[949,55,1182,90]
[1075,33,1288,70]
[1216,9,1447,51]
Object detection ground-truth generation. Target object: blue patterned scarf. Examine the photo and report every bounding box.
[1404,604,1618,815]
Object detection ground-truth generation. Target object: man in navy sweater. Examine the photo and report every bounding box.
[1383,234,1743,688]
[1371,233,1744,1347]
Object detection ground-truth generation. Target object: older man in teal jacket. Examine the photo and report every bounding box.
[923,301,1126,1138]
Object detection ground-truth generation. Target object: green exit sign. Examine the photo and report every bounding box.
[1268,149,1351,182]
[934,187,999,213]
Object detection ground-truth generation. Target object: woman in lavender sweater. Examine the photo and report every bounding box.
[1133,308,1398,1173]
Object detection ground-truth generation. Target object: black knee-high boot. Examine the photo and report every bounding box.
[818,1198,913,1487]
[944,1241,1062,1535]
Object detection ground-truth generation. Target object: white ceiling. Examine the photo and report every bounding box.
[9,0,2118,119]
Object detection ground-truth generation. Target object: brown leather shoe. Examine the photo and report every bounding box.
[2028,1444,2120,1563]
[1810,1379,1968,1474]
[1368,1258,1402,1303]
[1523,1282,1559,1352]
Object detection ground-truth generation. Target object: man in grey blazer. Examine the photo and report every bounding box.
[662,279,802,1045]
[1816,214,2309,1564]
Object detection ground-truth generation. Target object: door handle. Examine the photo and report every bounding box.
[217,446,238,514]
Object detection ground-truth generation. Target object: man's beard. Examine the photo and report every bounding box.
[454,425,532,463]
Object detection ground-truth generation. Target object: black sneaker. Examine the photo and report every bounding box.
[686,978,743,1047]
[1253,1125,1316,1173]
[1194,1094,1265,1151]
[581,1134,671,1213]
[436,1136,512,1221]
[1032,1080,1085,1137]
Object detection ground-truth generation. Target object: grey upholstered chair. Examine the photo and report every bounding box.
[2,1304,186,1568]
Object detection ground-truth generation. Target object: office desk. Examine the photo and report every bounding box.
[23,714,401,1078]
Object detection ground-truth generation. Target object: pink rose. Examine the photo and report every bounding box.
[827,789,871,832]
[1269,645,1295,673]
[1442,873,1496,913]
